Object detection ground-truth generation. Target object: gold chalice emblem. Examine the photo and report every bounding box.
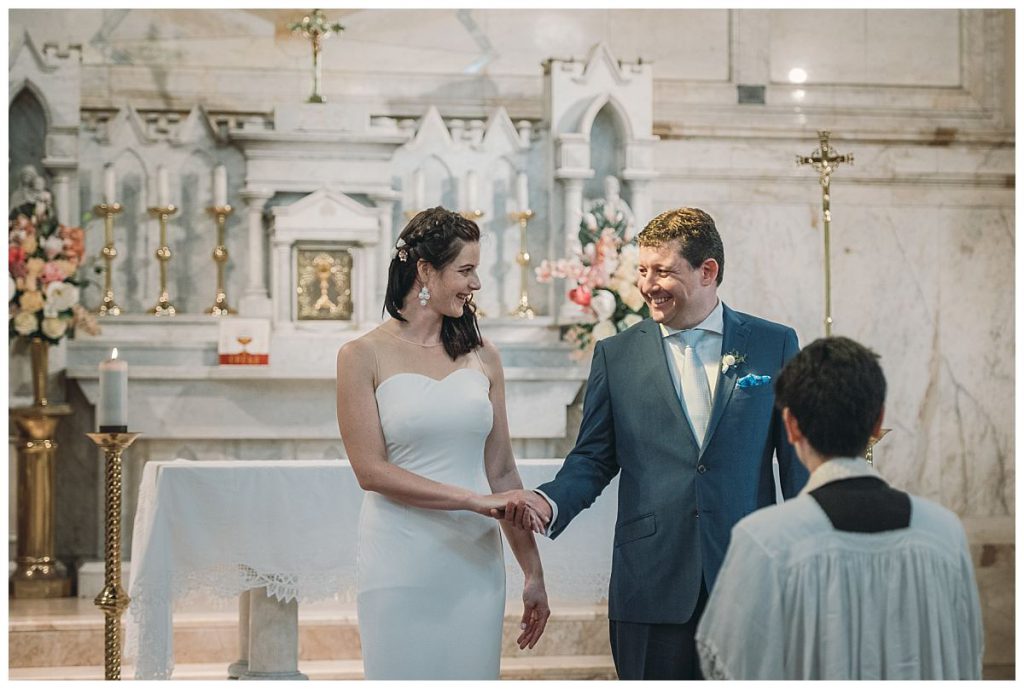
[236,336,253,354]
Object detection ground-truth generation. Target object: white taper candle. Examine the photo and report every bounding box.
[213,164,228,207]
[103,164,116,205]
[98,347,128,430]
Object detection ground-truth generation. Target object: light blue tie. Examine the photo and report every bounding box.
[679,330,712,445]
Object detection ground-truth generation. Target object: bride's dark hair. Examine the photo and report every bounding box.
[384,206,483,360]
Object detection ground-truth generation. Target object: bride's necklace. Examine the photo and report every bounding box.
[382,327,443,348]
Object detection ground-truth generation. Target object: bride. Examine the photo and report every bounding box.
[336,207,549,679]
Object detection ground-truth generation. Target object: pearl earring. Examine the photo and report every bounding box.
[418,285,431,306]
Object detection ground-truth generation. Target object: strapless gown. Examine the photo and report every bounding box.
[357,368,505,680]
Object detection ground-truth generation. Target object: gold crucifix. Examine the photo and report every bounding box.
[288,9,345,104]
[796,130,853,336]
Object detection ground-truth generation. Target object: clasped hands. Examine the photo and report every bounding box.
[475,489,552,534]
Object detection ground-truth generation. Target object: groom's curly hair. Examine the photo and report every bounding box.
[637,207,724,285]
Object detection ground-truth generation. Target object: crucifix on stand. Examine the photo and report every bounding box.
[796,131,887,464]
[796,130,852,337]
[289,9,345,104]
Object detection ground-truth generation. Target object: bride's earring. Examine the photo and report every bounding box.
[418,285,431,306]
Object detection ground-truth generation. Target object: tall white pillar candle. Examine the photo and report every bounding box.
[213,165,228,207]
[465,170,478,210]
[103,164,117,205]
[98,347,128,430]
[157,166,170,208]
[516,171,529,212]
[412,169,425,210]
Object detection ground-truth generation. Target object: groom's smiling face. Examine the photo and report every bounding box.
[636,239,718,330]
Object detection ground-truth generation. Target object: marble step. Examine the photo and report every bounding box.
[9,655,618,681]
[10,598,611,669]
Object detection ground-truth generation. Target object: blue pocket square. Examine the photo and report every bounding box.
[737,373,771,389]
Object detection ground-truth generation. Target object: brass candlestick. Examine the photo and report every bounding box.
[10,403,73,599]
[797,131,853,336]
[865,428,891,466]
[86,431,141,681]
[147,205,178,316]
[205,205,237,316]
[92,203,124,317]
[459,209,485,221]
[509,210,535,318]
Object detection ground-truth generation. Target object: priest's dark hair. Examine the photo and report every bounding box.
[384,206,483,361]
[774,336,887,458]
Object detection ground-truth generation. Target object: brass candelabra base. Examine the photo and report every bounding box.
[86,431,141,680]
[10,404,73,599]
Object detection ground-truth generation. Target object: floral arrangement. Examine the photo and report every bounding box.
[535,199,649,356]
[9,196,98,344]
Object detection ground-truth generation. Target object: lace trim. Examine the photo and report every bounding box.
[696,637,733,680]
[124,563,356,680]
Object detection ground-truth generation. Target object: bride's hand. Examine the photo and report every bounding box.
[469,492,508,517]
[518,575,550,650]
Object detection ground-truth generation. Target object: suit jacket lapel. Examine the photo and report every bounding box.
[638,319,696,445]
[701,304,749,455]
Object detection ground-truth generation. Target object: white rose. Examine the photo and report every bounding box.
[45,281,80,312]
[43,234,64,259]
[721,354,736,373]
[592,319,617,342]
[41,317,68,340]
[591,289,617,322]
[622,313,643,329]
[620,282,646,312]
[8,276,15,302]
[584,212,598,231]
[13,311,38,336]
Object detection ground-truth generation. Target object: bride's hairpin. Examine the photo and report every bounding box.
[395,237,408,262]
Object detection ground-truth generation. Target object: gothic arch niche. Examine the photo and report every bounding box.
[419,154,456,210]
[9,86,48,204]
[109,148,149,312]
[584,103,629,204]
[178,150,219,313]
[484,155,518,314]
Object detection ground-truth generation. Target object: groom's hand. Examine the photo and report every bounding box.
[500,490,552,533]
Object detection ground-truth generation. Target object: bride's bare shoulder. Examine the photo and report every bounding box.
[337,327,387,367]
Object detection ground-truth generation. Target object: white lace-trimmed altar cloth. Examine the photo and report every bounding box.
[124,460,362,680]
[124,458,618,679]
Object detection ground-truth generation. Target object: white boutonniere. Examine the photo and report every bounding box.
[721,351,747,374]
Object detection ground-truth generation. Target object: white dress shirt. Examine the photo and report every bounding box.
[535,301,725,536]
[659,299,725,431]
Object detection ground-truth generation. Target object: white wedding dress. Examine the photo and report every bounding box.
[357,359,506,680]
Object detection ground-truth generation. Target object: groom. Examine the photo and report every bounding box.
[499,207,809,680]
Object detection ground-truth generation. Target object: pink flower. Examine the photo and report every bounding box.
[9,245,25,269]
[41,262,66,284]
[568,286,592,307]
[59,226,86,263]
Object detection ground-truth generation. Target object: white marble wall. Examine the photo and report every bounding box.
[7,9,1013,557]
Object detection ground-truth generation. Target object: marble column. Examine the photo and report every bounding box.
[371,195,396,319]
[227,590,251,679]
[51,173,71,226]
[239,587,306,681]
[560,177,585,258]
[624,176,653,231]
[557,175,588,322]
[238,188,273,318]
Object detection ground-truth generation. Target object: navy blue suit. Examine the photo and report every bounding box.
[538,304,808,678]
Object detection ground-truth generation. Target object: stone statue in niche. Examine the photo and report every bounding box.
[583,175,635,239]
[9,164,43,211]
